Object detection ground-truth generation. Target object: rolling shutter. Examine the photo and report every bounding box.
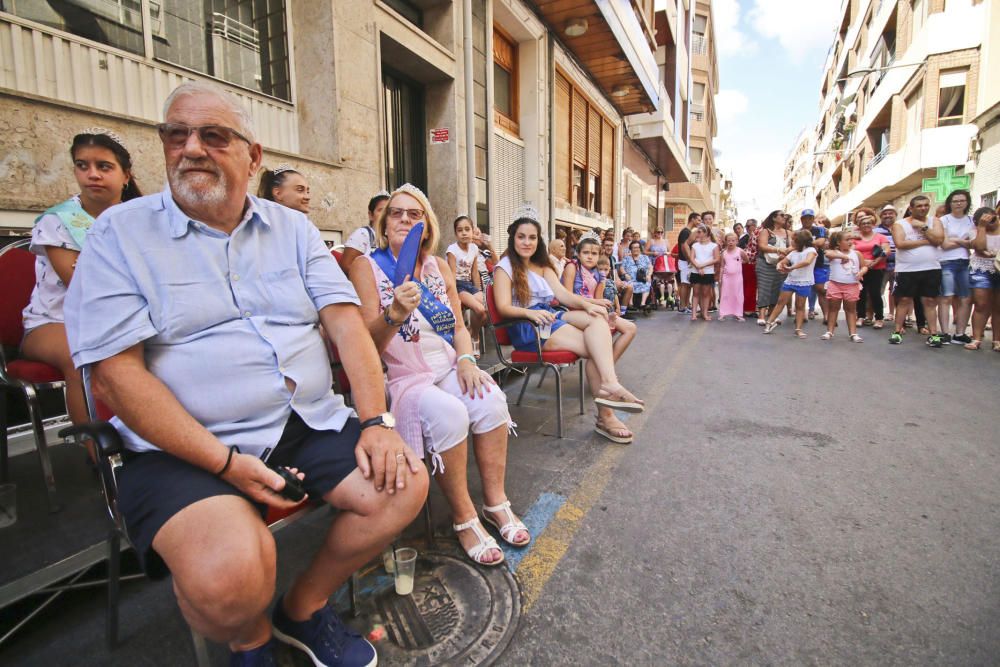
[588,108,601,175]
[572,89,587,166]
[601,120,614,218]
[555,73,571,203]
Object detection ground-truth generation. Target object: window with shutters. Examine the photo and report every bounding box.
[936,68,967,127]
[493,26,519,135]
[555,68,616,218]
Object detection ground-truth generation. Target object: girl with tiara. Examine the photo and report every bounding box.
[21,128,142,432]
[257,163,311,214]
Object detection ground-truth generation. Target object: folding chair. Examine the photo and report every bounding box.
[484,285,584,437]
[0,238,64,511]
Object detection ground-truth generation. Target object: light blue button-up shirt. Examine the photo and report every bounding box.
[64,190,360,458]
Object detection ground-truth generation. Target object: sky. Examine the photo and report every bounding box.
[679,0,842,220]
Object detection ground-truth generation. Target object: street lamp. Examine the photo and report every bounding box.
[835,60,924,83]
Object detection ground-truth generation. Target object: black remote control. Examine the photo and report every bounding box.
[271,466,306,502]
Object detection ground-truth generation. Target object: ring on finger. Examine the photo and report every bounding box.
[395,453,406,462]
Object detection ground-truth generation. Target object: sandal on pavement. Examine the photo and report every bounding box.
[918,326,931,335]
[993,341,1000,353]
[964,339,981,350]
[873,320,885,329]
[763,321,779,334]
[595,384,644,413]
[820,331,833,341]
[482,500,531,547]
[595,416,633,445]
[453,517,505,566]
[757,318,766,326]
[850,334,864,343]
[795,329,807,339]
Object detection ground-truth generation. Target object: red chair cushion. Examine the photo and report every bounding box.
[511,349,580,365]
[265,501,312,525]
[0,246,36,347]
[7,359,64,384]
[485,286,513,345]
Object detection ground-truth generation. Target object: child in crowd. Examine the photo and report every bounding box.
[764,229,817,337]
[564,237,638,361]
[718,232,748,320]
[446,215,486,353]
[688,225,720,321]
[822,231,867,342]
[597,256,622,316]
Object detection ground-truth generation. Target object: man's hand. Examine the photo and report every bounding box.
[222,454,307,509]
[355,427,421,493]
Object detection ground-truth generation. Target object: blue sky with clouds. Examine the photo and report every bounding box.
[705,0,842,219]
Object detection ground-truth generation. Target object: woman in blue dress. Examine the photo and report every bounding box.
[621,240,653,313]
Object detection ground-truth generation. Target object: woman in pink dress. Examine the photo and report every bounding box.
[719,232,749,320]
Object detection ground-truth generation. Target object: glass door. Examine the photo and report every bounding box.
[382,68,427,193]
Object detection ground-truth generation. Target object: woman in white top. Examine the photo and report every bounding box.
[763,229,817,337]
[688,225,720,321]
[339,190,390,272]
[966,207,1000,351]
[349,185,528,566]
[22,128,142,429]
[936,189,976,343]
[493,210,645,441]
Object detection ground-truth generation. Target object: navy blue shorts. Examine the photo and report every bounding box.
[117,413,360,579]
[508,304,567,351]
[456,279,481,296]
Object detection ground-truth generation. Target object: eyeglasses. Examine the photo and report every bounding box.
[655,230,664,234]
[387,206,425,220]
[156,123,253,149]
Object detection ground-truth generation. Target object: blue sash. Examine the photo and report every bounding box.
[371,248,456,345]
[38,198,94,249]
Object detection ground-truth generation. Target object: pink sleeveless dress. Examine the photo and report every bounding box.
[719,249,744,318]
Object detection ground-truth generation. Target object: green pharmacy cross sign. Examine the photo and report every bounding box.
[922,166,971,201]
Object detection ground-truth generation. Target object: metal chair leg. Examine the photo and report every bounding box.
[349,572,360,617]
[553,365,564,438]
[578,359,585,415]
[190,628,210,667]
[107,529,121,649]
[516,367,533,406]
[422,497,435,548]
[536,366,548,388]
[22,382,59,512]
[0,393,8,482]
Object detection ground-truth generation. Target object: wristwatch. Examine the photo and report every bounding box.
[383,308,406,327]
[360,412,396,430]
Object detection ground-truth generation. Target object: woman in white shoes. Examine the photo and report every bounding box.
[350,184,529,567]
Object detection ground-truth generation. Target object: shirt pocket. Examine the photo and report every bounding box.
[261,267,316,324]
[158,276,236,340]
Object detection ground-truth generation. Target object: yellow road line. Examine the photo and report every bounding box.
[517,325,708,611]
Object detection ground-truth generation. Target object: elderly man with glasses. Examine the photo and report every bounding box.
[65,81,427,666]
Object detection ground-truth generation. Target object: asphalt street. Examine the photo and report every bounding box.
[501,309,1000,666]
[2,308,998,666]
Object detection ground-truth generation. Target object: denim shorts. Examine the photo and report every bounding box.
[456,279,480,295]
[781,283,813,298]
[969,269,1000,290]
[813,266,830,285]
[939,259,971,297]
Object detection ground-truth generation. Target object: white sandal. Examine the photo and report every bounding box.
[452,516,504,566]
[482,500,531,547]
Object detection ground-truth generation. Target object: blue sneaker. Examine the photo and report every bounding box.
[230,637,279,666]
[272,596,377,667]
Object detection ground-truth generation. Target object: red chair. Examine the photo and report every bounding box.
[484,285,584,438]
[0,238,64,511]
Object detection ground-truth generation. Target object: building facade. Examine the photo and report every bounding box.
[0,1,694,251]
[782,128,818,220]
[660,0,720,243]
[801,0,993,225]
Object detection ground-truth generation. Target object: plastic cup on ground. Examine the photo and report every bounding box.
[393,547,418,595]
[0,483,16,528]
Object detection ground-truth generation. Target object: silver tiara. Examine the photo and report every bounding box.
[79,127,127,152]
[514,202,539,223]
[272,163,295,175]
[393,183,427,200]
[373,189,391,199]
[579,230,602,244]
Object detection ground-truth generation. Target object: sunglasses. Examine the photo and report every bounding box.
[156,123,253,149]
[387,206,425,220]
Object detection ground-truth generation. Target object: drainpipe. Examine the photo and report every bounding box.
[463,0,477,222]
[547,34,555,239]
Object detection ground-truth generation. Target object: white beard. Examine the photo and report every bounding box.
[168,163,229,209]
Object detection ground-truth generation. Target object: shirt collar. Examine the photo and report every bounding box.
[162,188,265,239]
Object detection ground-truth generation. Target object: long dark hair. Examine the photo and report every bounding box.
[761,210,783,231]
[257,167,300,200]
[973,207,995,226]
[944,189,972,216]
[504,218,553,306]
[71,132,142,201]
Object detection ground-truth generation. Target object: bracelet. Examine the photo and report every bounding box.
[457,353,477,365]
[383,307,406,327]
[215,445,240,477]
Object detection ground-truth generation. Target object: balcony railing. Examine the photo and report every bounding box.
[691,171,703,184]
[692,34,707,56]
[690,103,705,122]
[865,144,889,173]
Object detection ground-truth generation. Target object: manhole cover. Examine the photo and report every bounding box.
[328,541,521,666]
